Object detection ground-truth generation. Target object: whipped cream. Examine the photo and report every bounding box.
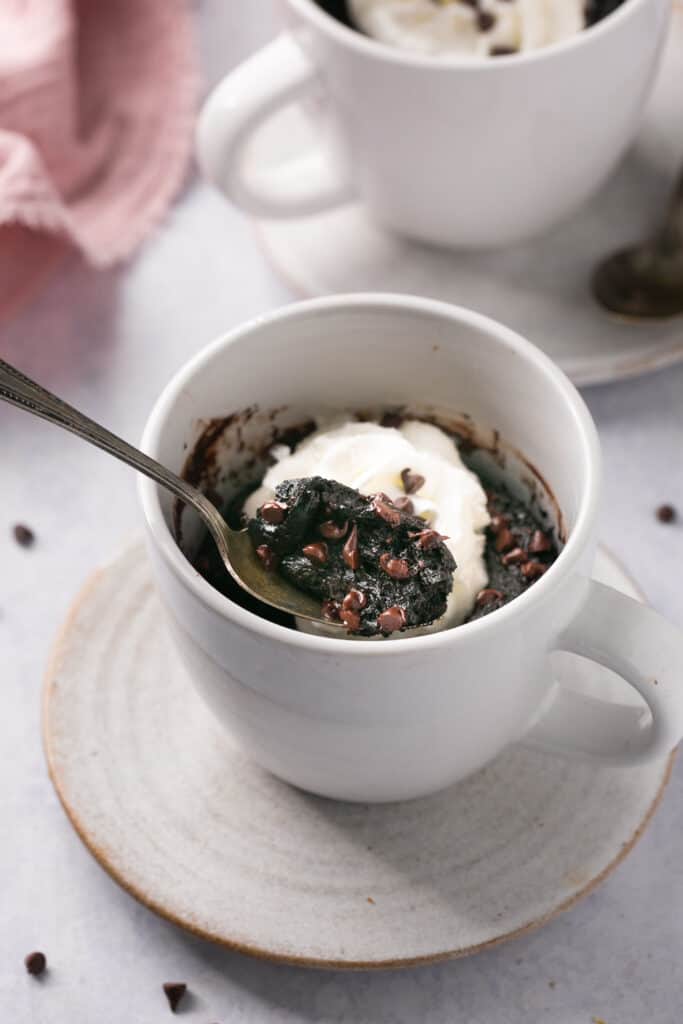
[246,419,491,629]
[347,0,586,57]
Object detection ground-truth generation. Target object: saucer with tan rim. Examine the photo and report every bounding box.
[43,543,673,969]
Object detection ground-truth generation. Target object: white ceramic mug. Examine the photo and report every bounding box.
[139,295,683,802]
[196,0,670,248]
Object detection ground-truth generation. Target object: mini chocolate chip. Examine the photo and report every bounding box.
[400,468,426,495]
[477,11,496,31]
[343,588,367,612]
[410,528,448,550]
[371,495,401,527]
[13,524,35,547]
[343,523,360,570]
[502,547,527,566]
[24,951,46,976]
[476,588,504,607]
[303,541,328,565]
[490,514,509,533]
[163,982,187,1013]
[255,544,279,571]
[379,553,411,579]
[259,501,287,525]
[322,598,341,622]
[378,606,407,633]
[319,519,349,539]
[656,504,677,523]
[341,608,361,632]
[393,496,415,514]
[494,527,515,553]
[522,561,548,580]
[528,529,552,554]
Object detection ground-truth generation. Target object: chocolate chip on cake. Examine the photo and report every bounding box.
[13,524,35,547]
[656,504,677,524]
[255,544,278,571]
[475,588,504,608]
[341,608,361,631]
[393,496,415,514]
[162,983,187,1013]
[322,598,341,621]
[522,561,548,580]
[371,494,401,526]
[378,606,407,633]
[343,523,361,570]
[343,588,367,611]
[259,501,287,525]
[379,553,411,579]
[24,952,46,977]
[410,528,447,550]
[319,519,349,539]
[528,529,553,553]
[303,541,328,565]
[400,468,425,495]
[502,547,526,566]
[494,527,515,553]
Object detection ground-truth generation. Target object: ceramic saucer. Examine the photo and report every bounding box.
[254,8,683,387]
[44,543,673,969]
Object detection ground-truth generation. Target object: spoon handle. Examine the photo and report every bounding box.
[0,358,224,534]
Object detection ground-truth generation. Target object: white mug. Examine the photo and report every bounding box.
[139,294,683,802]
[196,0,670,248]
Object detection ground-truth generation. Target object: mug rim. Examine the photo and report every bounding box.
[286,0,651,70]
[139,293,601,658]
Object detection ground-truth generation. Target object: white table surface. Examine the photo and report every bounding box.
[2,3,682,1021]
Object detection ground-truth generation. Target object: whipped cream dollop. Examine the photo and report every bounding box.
[347,0,586,57]
[246,419,491,629]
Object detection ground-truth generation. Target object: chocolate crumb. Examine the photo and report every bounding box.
[259,501,287,525]
[319,519,348,539]
[367,896,376,905]
[163,982,187,1013]
[379,553,411,579]
[400,468,426,495]
[490,513,509,533]
[24,951,46,977]
[13,524,35,548]
[303,541,328,565]
[656,503,677,523]
[255,544,279,571]
[380,411,404,429]
[378,606,407,633]
[342,523,360,570]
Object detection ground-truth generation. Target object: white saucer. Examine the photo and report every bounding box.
[44,543,673,969]
[255,9,683,387]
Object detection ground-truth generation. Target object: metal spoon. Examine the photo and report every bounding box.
[593,167,683,320]
[0,357,333,625]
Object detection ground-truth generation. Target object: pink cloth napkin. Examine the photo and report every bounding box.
[0,0,198,321]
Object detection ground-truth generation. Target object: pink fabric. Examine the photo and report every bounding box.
[0,0,198,320]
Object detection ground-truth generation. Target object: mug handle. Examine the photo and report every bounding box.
[524,579,683,764]
[196,34,355,218]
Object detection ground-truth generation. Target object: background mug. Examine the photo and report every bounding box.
[140,295,683,802]
[196,0,670,248]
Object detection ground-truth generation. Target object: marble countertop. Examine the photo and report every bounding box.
[2,3,682,1021]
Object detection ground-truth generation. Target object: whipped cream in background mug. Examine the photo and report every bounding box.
[347,0,586,57]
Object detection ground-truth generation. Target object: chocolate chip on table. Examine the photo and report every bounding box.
[502,547,526,566]
[475,588,504,608]
[259,501,287,525]
[656,504,677,523]
[162,982,187,1013]
[477,11,497,31]
[322,598,341,622]
[528,529,553,554]
[13,524,35,547]
[319,519,349,539]
[24,951,46,977]
[494,527,515,553]
[302,541,328,565]
[377,606,407,633]
[343,589,367,612]
[371,494,402,527]
[379,553,411,579]
[400,468,426,495]
[255,544,279,571]
[522,561,548,580]
[342,523,360,570]
[392,496,415,514]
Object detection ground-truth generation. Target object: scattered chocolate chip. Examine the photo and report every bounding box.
[13,524,35,547]
[476,588,504,608]
[392,496,415,514]
[303,541,328,565]
[502,547,527,566]
[410,529,448,551]
[494,527,515,553]
[656,504,677,524]
[477,11,496,31]
[490,45,517,56]
[528,529,552,554]
[342,588,367,612]
[379,553,411,579]
[319,519,349,539]
[377,606,407,633]
[163,982,187,1013]
[24,951,46,977]
[371,494,401,527]
[400,468,426,495]
[342,523,360,570]
[255,544,279,571]
[522,561,548,580]
[340,608,361,631]
[259,501,287,525]
[322,598,341,622]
